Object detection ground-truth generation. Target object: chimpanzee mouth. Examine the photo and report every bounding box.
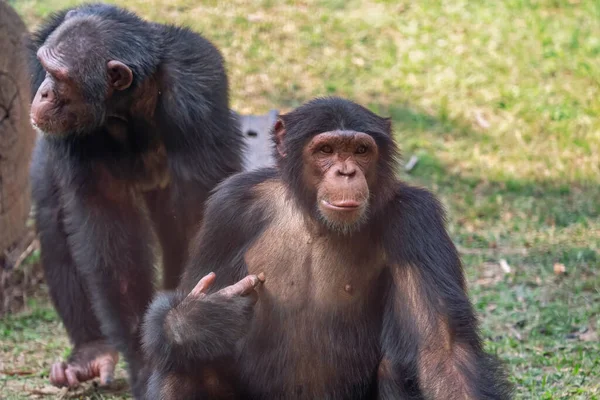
[30,118,50,135]
[30,118,64,137]
[320,199,363,211]
[317,200,370,235]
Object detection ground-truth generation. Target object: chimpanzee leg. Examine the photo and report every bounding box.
[144,188,186,290]
[63,187,156,397]
[35,178,103,345]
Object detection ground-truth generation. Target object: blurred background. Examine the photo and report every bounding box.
[1,0,598,398]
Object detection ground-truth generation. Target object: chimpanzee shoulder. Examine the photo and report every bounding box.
[204,167,279,222]
[156,24,232,128]
[381,183,454,263]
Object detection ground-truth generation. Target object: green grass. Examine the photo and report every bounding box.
[2,0,599,398]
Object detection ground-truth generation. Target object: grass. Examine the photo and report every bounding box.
[2,0,599,398]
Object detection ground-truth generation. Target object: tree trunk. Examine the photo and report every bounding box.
[0,0,35,258]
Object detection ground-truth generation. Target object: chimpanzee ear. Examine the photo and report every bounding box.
[107,60,133,91]
[273,118,287,158]
[65,9,78,19]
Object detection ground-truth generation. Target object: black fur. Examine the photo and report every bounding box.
[141,97,513,399]
[29,3,243,397]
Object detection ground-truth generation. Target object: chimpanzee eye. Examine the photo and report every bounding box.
[356,145,367,154]
[320,145,333,154]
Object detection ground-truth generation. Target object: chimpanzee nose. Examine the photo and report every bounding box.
[40,89,51,100]
[337,167,356,178]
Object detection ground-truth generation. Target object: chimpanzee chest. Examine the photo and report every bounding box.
[244,203,386,308]
[91,122,170,192]
[240,209,386,398]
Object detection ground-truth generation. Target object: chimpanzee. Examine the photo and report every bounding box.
[141,97,513,399]
[28,4,243,396]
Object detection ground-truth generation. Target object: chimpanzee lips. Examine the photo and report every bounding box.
[30,116,50,133]
[321,199,362,211]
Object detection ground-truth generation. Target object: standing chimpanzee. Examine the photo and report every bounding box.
[141,97,513,399]
[28,4,243,396]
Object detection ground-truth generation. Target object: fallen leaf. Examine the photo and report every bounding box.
[475,110,491,129]
[535,276,542,285]
[351,57,365,67]
[499,259,511,274]
[501,211,513,222]
[247,12,265,22]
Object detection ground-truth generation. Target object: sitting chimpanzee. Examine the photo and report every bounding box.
[142,97,513,399]
[28,4,243,396]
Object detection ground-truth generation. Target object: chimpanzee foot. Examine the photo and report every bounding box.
[49,340,119,388]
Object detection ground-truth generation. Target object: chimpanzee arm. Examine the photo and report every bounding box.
[142,169,275,372]
[31,143,105,348]
[378,186,512,400]
[59,171,156,396]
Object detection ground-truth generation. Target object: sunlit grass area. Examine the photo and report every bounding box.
[2,0,599,398]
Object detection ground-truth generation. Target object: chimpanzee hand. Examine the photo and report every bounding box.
[180,272,265,335]
[49,340,119,388]
[163,272,265,361]
[142,272,265,372]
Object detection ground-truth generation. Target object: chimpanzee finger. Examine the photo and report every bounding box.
[217,275,262,297]
[50,362,67,387]
[64,367,80,387]
[189,272,217,297]
[98,357,116,386]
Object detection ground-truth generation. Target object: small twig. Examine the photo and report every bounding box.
[13,239,39,270]
[0,369,34,376]
[27,387,66,396]
[457,246,528,256]
[508,325,523,341]
[404,155,419,172]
